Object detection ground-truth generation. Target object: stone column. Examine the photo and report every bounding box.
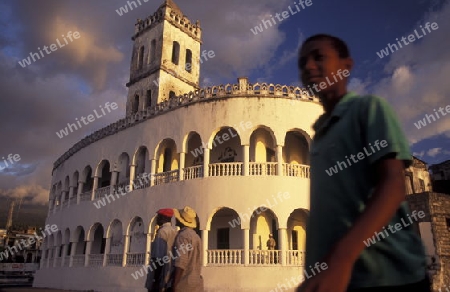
[103,237,111,267]
[85,240,92,267]
[179,152,186,181]
[69,241,77,267]
[76,181,84,205]
[203,148,210,178]
[129,164,136,191]
[61,244,68,266]
[110,171,119,195]
[201,229,208,266]
[243,145,250,176]
[278,228,287,266]
[122,235,130,267]
[68,187,74,206]
[150,159,156,186]
[91,176,99,201]
[276,145,283,176]
[243,228,250,265]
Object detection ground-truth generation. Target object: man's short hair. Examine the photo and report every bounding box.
[300,34,351,59]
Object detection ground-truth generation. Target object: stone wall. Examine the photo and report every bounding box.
[407,192,450,291]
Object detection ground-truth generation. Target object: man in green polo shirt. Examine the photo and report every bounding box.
[296,34,429,292]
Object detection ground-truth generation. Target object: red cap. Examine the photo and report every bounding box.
[157,208,174,218]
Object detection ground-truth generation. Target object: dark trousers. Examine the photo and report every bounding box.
[348,277,431,292]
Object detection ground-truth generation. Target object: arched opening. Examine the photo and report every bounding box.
[249,208,279,265]
[286,209,308,266]
[94,160,111,199]
[127,217,146,266]
[117,153,131,189]
[155,139,179,185]
[106,220,124,267]
[249,127,277,175]
[208,208,243,266]
[88,224,105,267]
[283,131,310,177]
[81,166,94,201]
[172,41,180,65]
[149,39,156,64]
[209,127,242,176]
[185,49,192,72]
[137,46,144,69]
[132,94,140,114]
[72,226,86,267]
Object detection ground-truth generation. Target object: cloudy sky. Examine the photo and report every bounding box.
[0,0,449,205]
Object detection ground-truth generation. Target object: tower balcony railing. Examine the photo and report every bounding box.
[207,249,243,266]
[183,165,203,180]
[94,186,111,199]
[283,163,310,178]
[63,256,71,267]
[154,170,179,185]
[106,254,123,267]
[249,162,278,176]
[80,191,91,202]
[248,250,281,265]
[69,196,77,206]
[209,162,243,176]
[71,254,85,267]
[88,254,104,267]
[285,250,305,266]
[126,252,146,267]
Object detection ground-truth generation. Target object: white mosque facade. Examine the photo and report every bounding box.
[33,1,323,291]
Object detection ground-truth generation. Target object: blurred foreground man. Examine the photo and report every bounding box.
[172,206,204,292]
[145,208,178,292]
[296,34,429,292]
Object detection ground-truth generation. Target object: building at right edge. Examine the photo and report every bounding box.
[405,157,450,291]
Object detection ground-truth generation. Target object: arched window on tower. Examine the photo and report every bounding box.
[185,49,192,72]
[132,95,139,114]
[172,41,180,65]
[149,39,156,64]
[137,46,144,70]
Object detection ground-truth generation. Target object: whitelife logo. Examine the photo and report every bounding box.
[56,102,118,139]
[363,210,425,247]
[18,31,80,68]
[376,22,439,59]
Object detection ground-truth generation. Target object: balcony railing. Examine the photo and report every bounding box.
[154,170,179,185]
[248,250,281,265]
[107,254,123,267]
[69,196,77,206]
[209,162,243,176]
[94,186,111,199]
[126,253,146,266]
[283,163,310,178]
[133,176,150,189]
[249,162,277,176]
[71,254,85,267]
[88,254,104,267]
[207,250,243,266]
[285,250,305,266]
[184,165,203,180]
[54,257,62,267]
[63,256,71,267]
[80,191,91,202]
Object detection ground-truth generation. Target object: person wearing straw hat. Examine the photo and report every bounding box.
[145,208,178,292]
[172,206,204,292]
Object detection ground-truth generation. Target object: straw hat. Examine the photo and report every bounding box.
[173,206,197,228]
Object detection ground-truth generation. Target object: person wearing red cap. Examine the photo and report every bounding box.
[145,208,178,292]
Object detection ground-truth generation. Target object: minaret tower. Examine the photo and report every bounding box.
[125,0,202,116]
